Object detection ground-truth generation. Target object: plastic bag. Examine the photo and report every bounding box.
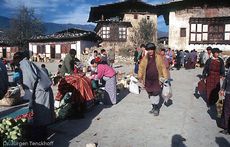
[161,80,172,100]
[129,76,140,94]
[130,76,138,82]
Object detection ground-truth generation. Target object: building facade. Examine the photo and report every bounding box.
[0,44,19,59]
[88,0,158,49]
[29,28,101,60]
[158,0,230,51]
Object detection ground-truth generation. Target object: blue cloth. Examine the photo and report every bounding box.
[134,63,139,74]
[13,72,21,83]
[0,107,29,120]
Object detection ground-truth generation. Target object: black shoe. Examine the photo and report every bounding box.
[219,130,229,135]
[149,108,154,114]
[153,105,159,116]
[153,108,159,116]
[164,99,173,107]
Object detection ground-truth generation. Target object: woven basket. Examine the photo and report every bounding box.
[0,87,21,106]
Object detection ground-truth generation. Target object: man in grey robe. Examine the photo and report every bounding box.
[13,52,54,126]
[0,59,8,99]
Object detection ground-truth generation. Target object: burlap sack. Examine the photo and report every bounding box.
[0,86,21,106]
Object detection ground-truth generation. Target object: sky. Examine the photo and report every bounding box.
[0,0,171,32]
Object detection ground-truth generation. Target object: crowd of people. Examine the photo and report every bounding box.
[133,44,230,134]
[0,43,230,141]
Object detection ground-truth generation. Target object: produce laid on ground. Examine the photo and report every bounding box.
[0,112,33,142]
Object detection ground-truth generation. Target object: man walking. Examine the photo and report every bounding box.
[138,43,168,116]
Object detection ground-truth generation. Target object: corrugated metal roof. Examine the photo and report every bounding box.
[30,28,102,43]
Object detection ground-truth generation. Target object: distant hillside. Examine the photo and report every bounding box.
[44,23,95,34]
[0,16,168,37]
[0,16,95,34]
[0,16,11,29]
[158,31,168,38]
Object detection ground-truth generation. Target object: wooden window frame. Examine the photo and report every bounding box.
[208,24,224,42]
[101,26,110,40]
[180,28,186,37]
[189,17,230,44]
[224,24,230,41]
[147,16,150,20]
[118,27,127,40]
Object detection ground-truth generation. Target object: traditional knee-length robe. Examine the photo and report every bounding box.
[20,58,55,126]
[203,58,225,105]
[221,69,230,130]
[145,56,161,96]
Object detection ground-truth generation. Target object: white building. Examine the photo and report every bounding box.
[29,28,101,60]
[157,0,230,51]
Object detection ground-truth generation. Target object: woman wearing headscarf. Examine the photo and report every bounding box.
[138,43,168,116]
[90,57,117,105]
[202,48,225,106]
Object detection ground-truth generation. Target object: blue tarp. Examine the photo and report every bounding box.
[0,106,29,120]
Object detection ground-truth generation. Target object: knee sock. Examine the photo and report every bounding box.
[150,96,160,105]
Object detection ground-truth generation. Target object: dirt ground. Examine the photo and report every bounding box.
[1,61,230,147]
[41,62,230,147]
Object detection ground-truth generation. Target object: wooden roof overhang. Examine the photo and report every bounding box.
[156,0,230,25]
[189,16,230,24]
[88,0,157,22]
[0,42,10,47]
[29,28,102,43]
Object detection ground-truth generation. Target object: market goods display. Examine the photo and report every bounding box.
[0,117,27,141]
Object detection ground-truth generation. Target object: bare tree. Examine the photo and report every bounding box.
[130,18,155,47]
[7,6,45,50]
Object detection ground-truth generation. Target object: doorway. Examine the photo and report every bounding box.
[2,48,6,58]
[50,45,56,58]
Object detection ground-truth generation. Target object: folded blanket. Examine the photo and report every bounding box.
[55,74,94,103]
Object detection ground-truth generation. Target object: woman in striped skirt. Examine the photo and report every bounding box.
[90,57,117,105]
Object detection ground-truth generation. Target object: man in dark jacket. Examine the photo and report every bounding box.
[60,49,76,76]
